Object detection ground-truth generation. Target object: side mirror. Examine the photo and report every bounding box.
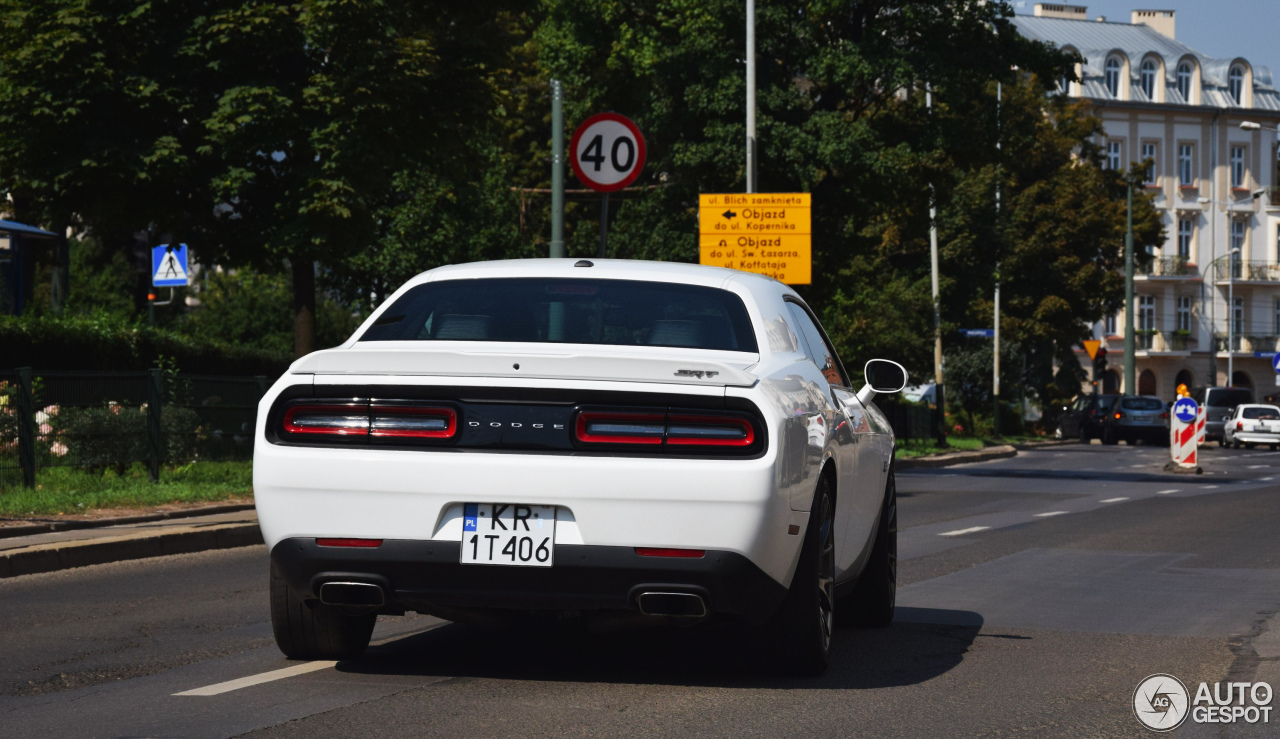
[858,359,908,404]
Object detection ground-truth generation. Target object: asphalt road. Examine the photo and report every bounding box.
[3,441,1280,737]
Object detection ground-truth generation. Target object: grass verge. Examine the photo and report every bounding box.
[895,435,1044,459]
[0,460,252,517]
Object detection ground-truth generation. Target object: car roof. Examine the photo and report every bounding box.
[1237,404,1280,410]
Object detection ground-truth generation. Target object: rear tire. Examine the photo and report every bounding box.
[1078,425,1090,443]
[1102,426,1119,445]
[764,475,835,676]
[840,465,897,628]
[270,561,376,661]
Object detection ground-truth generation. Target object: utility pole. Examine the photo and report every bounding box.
[745,0,756,193]
[928,83,945,443]
[1124,180,1136,396]
[549,79,565,259]
[993,80,1002,437]
[1207,112,1220,386]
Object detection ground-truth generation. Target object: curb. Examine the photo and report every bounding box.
[0,521,263,579]
[896,444,1018,470]
[0,502,257,540]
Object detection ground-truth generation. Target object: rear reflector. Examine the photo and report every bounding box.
[315,538,383,548]
[283,404,369,436]
[370,406,457,438]
[635,547,705,558]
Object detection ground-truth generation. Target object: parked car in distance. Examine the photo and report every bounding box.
[1057,394,1120,441]
[1222,404,1280,449]
[1099,395,1169,445]
[1194,386,1255,442]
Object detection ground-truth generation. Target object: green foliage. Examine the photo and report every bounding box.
[0,313,289,374]
[183,268,360,354]
[0,461,252,515]
[51,403,200,475]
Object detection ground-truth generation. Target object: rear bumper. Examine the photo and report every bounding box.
[1229,432,1280,444]
[270,537,789,624]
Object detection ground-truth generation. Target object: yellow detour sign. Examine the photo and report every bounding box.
[699,193,811,284]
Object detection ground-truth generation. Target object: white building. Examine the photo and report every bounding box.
[1014,5,1280,397]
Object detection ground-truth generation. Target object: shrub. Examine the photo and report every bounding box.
[52,404,202,474]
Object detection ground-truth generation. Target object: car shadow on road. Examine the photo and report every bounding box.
[335,606,983,690]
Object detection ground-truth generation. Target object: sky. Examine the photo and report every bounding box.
[1013,0,1280,81]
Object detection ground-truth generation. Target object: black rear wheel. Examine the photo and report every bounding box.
[840,465,897,628]
[270,561,376,661]
[763,475,835,676]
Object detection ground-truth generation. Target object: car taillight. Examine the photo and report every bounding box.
[370,405,457,438]
[283,404,369,436]
[1114,412,1123,420]
[1238,421,1244,430]
[666,414,755,446]
[575,412,666,444]
[1161,412,1169,419]
[574,410,758,448]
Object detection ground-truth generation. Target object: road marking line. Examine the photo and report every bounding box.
[1248,465,1270,469]
[1100,497,1129,503]
[938,526,990,537]
[173,660,337,697]
[1156,489,1180,494]
[1034,511,1069,517]
[1203,485,1219,490]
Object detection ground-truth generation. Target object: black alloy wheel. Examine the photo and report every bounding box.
[764,475,835,676]
[841,464,898,628]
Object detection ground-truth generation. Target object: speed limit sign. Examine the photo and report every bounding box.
[570,113,646,193]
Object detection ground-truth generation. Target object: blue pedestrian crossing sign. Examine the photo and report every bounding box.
[152,244,189,287]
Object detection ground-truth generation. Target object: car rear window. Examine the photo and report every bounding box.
[1121,397,1164,411]
[1208,389,1254,407]
[358,278,759,352]
[1242,407,1280,419]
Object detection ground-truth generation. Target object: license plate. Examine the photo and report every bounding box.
[1133,416,1152,424]
[460,504,556,566]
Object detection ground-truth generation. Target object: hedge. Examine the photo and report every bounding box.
[0,315,291,376]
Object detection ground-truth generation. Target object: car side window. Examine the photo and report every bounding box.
[785,302,848,388]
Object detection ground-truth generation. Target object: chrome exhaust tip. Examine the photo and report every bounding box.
[636,591,708,618]
[319,581,386,608]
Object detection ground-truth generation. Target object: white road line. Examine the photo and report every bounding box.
[1247,465,1270,469]
[1034,511,1069,517]
[1156,489,1180,494]
[938,526,990,537]
[1203,485,1219,490]
[1100,497,1129,503]
[1261,477,1275,482]
[174,660,337,697]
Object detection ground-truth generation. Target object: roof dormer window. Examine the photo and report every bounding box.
[1105,57,1122,98]
[1229,65,1244,105]
[1140,60,1157,99]
[1176,62,1192,101]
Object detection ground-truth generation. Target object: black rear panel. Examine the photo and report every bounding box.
[266,383,766,458]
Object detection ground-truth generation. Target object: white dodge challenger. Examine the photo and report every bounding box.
[255,259,906,674]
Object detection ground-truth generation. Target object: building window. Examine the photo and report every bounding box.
[1231,145,1246,188]
[1142,142,1157,184]
[1177,218,1193,259]
[1231,219,1247,254]
[1139,295,1156,349]
[1233,296,1245,337]
[1107,141,1123,171]
[1274,298,1280,336]
[1105,313,1117,335]
[1229,65,1244,105]
[1105,57,1122,97]
[1140,60,1157,99]
[1177,63,1193,101]
[1178,296,1192,333]
[1179,144,1195,187]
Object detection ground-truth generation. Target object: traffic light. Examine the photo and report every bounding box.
[1092,347,1108,390]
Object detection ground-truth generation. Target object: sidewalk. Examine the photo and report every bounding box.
[0,508,262,579]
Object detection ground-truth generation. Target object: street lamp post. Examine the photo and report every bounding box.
[1200,188,1269,386]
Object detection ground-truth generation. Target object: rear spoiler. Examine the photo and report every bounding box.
[291,348,759,388]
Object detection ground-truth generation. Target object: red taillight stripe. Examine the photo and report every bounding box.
[370,406,457,439]
[576,412,666,445]
[283,404,369,436]
[635,547,705,558]
[315,538,383,548]
[665,414,755,447]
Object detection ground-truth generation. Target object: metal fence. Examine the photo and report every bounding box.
[0,368,268,491]
[878,400,935,445]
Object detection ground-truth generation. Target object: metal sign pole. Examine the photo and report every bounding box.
[550,79,565,259]
[746,0,756,193]
[598,193,609,259]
